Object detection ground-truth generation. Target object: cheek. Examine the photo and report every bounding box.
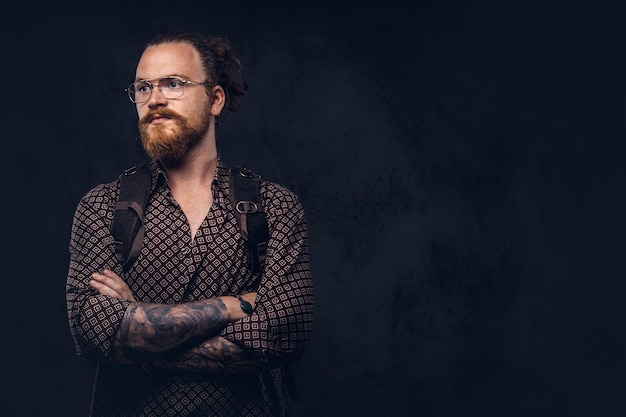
[136,104,154,123]
[190,91,212,111]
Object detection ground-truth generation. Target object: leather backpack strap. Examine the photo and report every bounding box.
[229,166,269,275]
[111,164,151,271]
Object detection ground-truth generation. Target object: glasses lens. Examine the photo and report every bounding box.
[159,77,185,99]
[129,81,153,103]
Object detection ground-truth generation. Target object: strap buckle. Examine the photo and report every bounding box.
[236,201,259,214]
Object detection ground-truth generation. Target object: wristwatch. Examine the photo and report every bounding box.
[237,295,254,315]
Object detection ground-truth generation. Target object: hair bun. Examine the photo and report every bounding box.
[208,36,248,112]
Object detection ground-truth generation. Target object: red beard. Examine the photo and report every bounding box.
[139,107,211,165]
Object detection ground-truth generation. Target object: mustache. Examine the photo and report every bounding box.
[139,108,183,125]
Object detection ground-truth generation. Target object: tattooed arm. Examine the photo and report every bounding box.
[150,336,260,374]
[90,270,260,372]
[110,297,240,363]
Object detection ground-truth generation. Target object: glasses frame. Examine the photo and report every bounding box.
[125,76,211,103]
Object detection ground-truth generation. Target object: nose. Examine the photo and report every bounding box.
[147,86,168,108]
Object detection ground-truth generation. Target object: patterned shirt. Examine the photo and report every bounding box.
[66,158,314,417]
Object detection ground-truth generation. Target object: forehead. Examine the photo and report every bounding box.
[135,42,204,81]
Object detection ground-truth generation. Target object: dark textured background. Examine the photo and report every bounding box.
[2,1,625,416]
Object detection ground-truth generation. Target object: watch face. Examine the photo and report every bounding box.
[239,297,253,314]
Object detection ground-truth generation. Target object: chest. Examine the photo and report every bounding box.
[125,192,257,303]
[173,192,213,238]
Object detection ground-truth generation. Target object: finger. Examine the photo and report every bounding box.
[91,272,125,292]
[91,272,136,301]
[102,269,122,281]
[89,279,123,299]
[96,270,125,286]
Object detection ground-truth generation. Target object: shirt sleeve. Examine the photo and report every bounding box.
[66,187,131,363]
[220,193,314,364]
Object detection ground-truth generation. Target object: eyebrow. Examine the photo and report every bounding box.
[134,74,189,83]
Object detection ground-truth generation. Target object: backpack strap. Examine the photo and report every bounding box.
[111,164,151,271]
[229,166,269,275]
[110,163,269,275]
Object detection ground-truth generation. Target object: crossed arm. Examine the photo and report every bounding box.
[90,269,260,373]
[68,188,313,375]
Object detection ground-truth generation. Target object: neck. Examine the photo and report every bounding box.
[161,122,218,188]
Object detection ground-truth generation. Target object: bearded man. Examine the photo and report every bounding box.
[66,32,314,417]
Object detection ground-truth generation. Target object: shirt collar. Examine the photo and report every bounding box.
[147,156,231,208]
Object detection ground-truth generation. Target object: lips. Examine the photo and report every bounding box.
[141,110,180,126]
[150,115,170,124]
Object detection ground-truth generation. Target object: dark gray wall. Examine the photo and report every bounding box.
[2,1,625,416]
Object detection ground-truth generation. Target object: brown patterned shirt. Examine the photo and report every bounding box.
[66,159,314,417]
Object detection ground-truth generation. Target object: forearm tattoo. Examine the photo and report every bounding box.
[113,299,229,362]
[154,336,260,374]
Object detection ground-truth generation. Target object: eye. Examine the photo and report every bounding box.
[162,78,184,90]
[135,82,151,94]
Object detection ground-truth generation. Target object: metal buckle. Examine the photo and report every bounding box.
[236,201,258,214]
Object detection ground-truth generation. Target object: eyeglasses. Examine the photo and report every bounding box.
[125,76,211,103]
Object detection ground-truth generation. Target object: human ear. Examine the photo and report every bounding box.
[209,85,226,116]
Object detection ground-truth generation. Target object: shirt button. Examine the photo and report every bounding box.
[181,247,190,255]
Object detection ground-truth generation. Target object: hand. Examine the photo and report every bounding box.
[90,269,137,302]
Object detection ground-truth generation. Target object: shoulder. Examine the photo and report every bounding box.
[76,178,119,216]
[78,162,153,208]
[224,161,302,213]
[259,178,304,217]
[221,160,306,219]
